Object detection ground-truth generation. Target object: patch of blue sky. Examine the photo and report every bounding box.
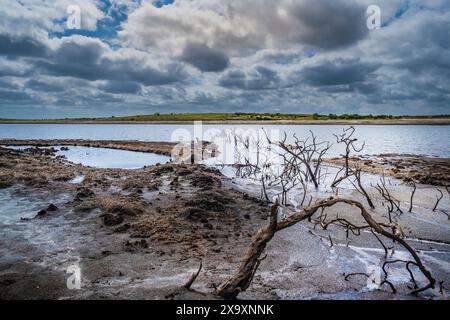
[153,0,175,8]
[49,0,129,46]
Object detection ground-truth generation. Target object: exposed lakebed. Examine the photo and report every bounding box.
[0,123,449,299]
[0,144,448,300]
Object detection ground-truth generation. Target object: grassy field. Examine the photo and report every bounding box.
[0,113,449,123]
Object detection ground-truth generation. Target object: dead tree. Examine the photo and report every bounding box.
[215,197,435,299]
[230,132,276,202]
[332,126,365,186]
[275,148,309,207]
[266,130,332,189]
[277,168,300,205]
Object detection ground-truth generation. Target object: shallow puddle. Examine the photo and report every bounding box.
[2,145,170,169]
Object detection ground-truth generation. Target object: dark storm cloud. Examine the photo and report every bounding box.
[100,81,142,94]
[261,51,303,65]
[388,16,450,79]
[219,66,280,90]
[285,0,369,49]
[0,89,31,102]
[0,34,48,57]
[52,40,103,65]
[33,39,186,86]
[180,42,229,72]
[0,78,20,90]
[300,59,380,87]
[353,82,380,95]
[25,79,64,92]
[0,68,28,77]
[36,58,184,85]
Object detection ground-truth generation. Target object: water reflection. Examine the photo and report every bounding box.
[2,145,170,169]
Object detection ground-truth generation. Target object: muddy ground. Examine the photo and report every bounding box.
[0,145,449,300]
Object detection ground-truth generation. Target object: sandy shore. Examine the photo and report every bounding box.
[0,145,449,300]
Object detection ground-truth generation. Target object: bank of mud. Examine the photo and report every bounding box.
[0,146,449,300]
[326,154,450,187]
[0,139,178,156]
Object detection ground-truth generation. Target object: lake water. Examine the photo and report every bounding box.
[3,145,170,169]
[0,123,449,157]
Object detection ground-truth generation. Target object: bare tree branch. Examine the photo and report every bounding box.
[433,189,444,212]
[409,182,417,213]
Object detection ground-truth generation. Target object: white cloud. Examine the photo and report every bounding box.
[120,0,369,56]
[0,0,104,35]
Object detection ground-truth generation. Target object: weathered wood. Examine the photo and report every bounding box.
[215,197,435,299]
[214,201,279,299]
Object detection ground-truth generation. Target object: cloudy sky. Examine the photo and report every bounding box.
[0,0,449,118]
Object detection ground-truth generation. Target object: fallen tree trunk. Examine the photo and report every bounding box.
[214,201,279,299]
[215,197,435,299]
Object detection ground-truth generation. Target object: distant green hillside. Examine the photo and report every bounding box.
[0,113,449,123]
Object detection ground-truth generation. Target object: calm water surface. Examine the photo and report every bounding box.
[0,124,448,157]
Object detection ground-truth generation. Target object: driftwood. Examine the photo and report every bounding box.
[214,197,435,299]
[214,201,279,299]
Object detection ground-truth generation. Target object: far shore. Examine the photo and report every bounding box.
[1,118,450,125]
